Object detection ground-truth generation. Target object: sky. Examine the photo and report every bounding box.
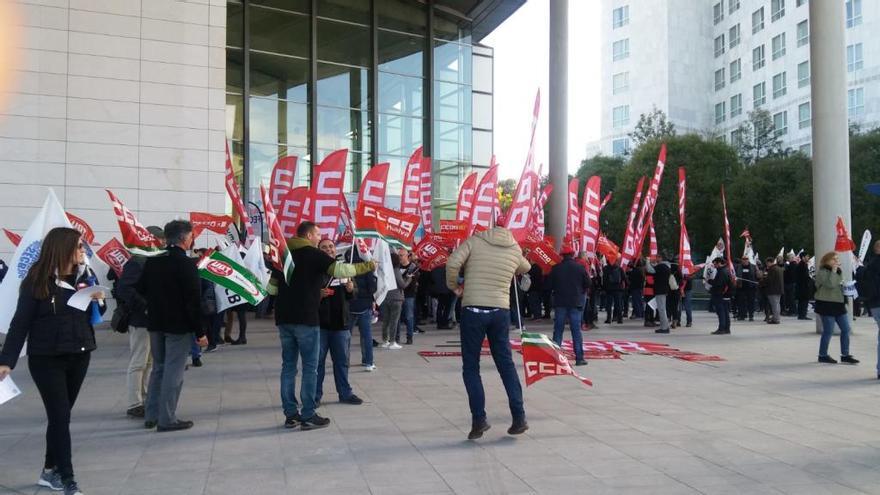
[483,0,601,180]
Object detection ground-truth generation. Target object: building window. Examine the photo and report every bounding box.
[771,0,785,22]
[612,138,630,156]
[715,68,726,91]
[797,20,809,47]
[753,82,766,107]
[752,7,765,34]
[731,128,744,147]
[846,0,862,28]
[613,39,630,61]
[847,43,863,72]
[730,93,743,117]
[773,111,788,136]
[730,0,741,14]
[714,35,726,58]
[753,45,765,70]
[848,87,865,116]
[715,101,727,124]
[612,72,629,94]
[772,33,786,60]
[613,6,629,29]
[730,59,742,83]
[797,0,807,6]
[714,2,725,25]
[772,72,787,98]
[799,143,811,155]
[729,24,741,49]
[799,102,811,129]
[798,60,810,88]
[612,105,630,128]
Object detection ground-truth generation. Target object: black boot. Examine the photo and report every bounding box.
[468,419,490,440]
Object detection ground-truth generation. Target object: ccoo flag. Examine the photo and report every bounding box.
[0,189,73,334]
[520,332,592,387]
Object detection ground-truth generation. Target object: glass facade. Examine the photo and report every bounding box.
[226,0,493,220]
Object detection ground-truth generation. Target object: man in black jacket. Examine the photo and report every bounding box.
[709,257,733,335]
[736,257,759,321]
[603,259,625,324]
[136,220,206,432]
[861,240,880,379]
[649,255,672,334]
[115,225,164,419]
[549,250,590,366]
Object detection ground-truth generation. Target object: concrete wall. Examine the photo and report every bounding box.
[0,0,228,258]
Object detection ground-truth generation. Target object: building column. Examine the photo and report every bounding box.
[809,1,852,331]
[548,0,568,250]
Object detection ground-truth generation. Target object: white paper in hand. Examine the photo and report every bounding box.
[67,285,110,311]
[647,298,658,311]
[0,376,22,405]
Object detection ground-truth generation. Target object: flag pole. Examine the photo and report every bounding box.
[513,276,525,333]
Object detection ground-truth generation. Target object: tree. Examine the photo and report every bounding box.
[849,128,880,245]
[732,109,783,164]
[497,178,516,214]
[629,107,677,146]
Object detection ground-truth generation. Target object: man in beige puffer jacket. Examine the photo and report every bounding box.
[446,227,531,440]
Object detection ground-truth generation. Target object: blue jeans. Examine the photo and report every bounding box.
[190,336,201,359]
[398,297,416,341]
[460,307,524,422]
[349,310,374,366]
[630,289,644,318]
[819,314,851,358]
[870,308,880,373]
[316,329,353,402]
[553,307,584,362]
[712,295,730,331]
[278,324,320,419]
[682,290,693,324]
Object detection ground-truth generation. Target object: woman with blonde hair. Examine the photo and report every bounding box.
[815,251,859,364]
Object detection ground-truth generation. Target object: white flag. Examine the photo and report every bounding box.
[373,240,396,306]
[243,238,270,288]
[0,189,72,334]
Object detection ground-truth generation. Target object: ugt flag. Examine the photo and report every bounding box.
[521,332,592,387]
[0,189,73,334]
[198,247,267,308]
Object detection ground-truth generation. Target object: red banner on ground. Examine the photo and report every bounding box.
[96,237,131,277]
[521,332,592,387]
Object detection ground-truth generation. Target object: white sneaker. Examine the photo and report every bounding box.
[381,341,391,349]
[389,342,402,350]
[364,364,377,372]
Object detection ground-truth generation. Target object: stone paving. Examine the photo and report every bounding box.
[4,311,880,494]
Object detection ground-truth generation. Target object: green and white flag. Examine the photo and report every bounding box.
[198,249,267,307]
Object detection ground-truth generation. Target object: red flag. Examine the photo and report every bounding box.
[506,169,538,242]
[524,90,541,170]
[524,237,562,274]
[468,165,499,235]
[835,217,856,252]
[224,141,255,243]
[355,203,421,249]
[678,168,695,275]
[599,192,612,212]
[95,237,131,277]
[277,186,311,239]
[564,178,580,252]
[106,190,165,255]
[521,332,592,387]
[66,213,95,245]
[580,176,602,257]
[620,176,646,268]
[633,144,667,257]
[597,234,621,265]
[418,154,433,234]
[260,183,295,281]
[439,220,468,242]
[414,234,449,271]
[535,183,552,237]
[401,148,422,217]
[338,194,355,243]
[721,185,736,282]
[357,163,390,207]
[3,228,20,247]
[455,172,479,223]
[269,156,297,211]
[649,221,658,258]
[190,212,234,240]
[311,149,348,239]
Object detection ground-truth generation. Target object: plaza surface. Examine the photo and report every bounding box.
[3,312,880,495]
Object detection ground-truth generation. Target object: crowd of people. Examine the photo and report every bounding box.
[3,220,880,495]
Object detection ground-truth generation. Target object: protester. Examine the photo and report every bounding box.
[628,260,645,319]
[398,249,419,344]
[763,257,785,324]
[137,220,206,432]
[814,252,859,365]
[648,255,672,334]
[783,254,797,315]
[431,261,454,329]
[548,249,590,366]
[349,248,378,371]
[315,239,363,406]
[114,225,164,419]
[525,262,543,320]
[667,258,682,329]
[708,257,733,335]
[0,227,105,495]
[643,260,656,327]
[224,304,249,345]
[446,226,531,440]
[795,255,813,320]
[736,256,759,321]
[268,222,375,430]
[861,240,880,378]
[380,252,408,349]
[603,258,625,324]
[680,271,694,327]
[200,276,222,352]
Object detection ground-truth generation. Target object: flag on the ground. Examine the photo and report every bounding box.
[0,189,73,334]
[199,247,267,308]
[106,190,166,256]
[520,332,592,387]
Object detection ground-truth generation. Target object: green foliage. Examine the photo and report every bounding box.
[629,107,677,147]
[850,128,880,242]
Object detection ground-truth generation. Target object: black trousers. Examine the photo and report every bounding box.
[28,352,91,483]
[606,290,623,322]
[435,293,452,327]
